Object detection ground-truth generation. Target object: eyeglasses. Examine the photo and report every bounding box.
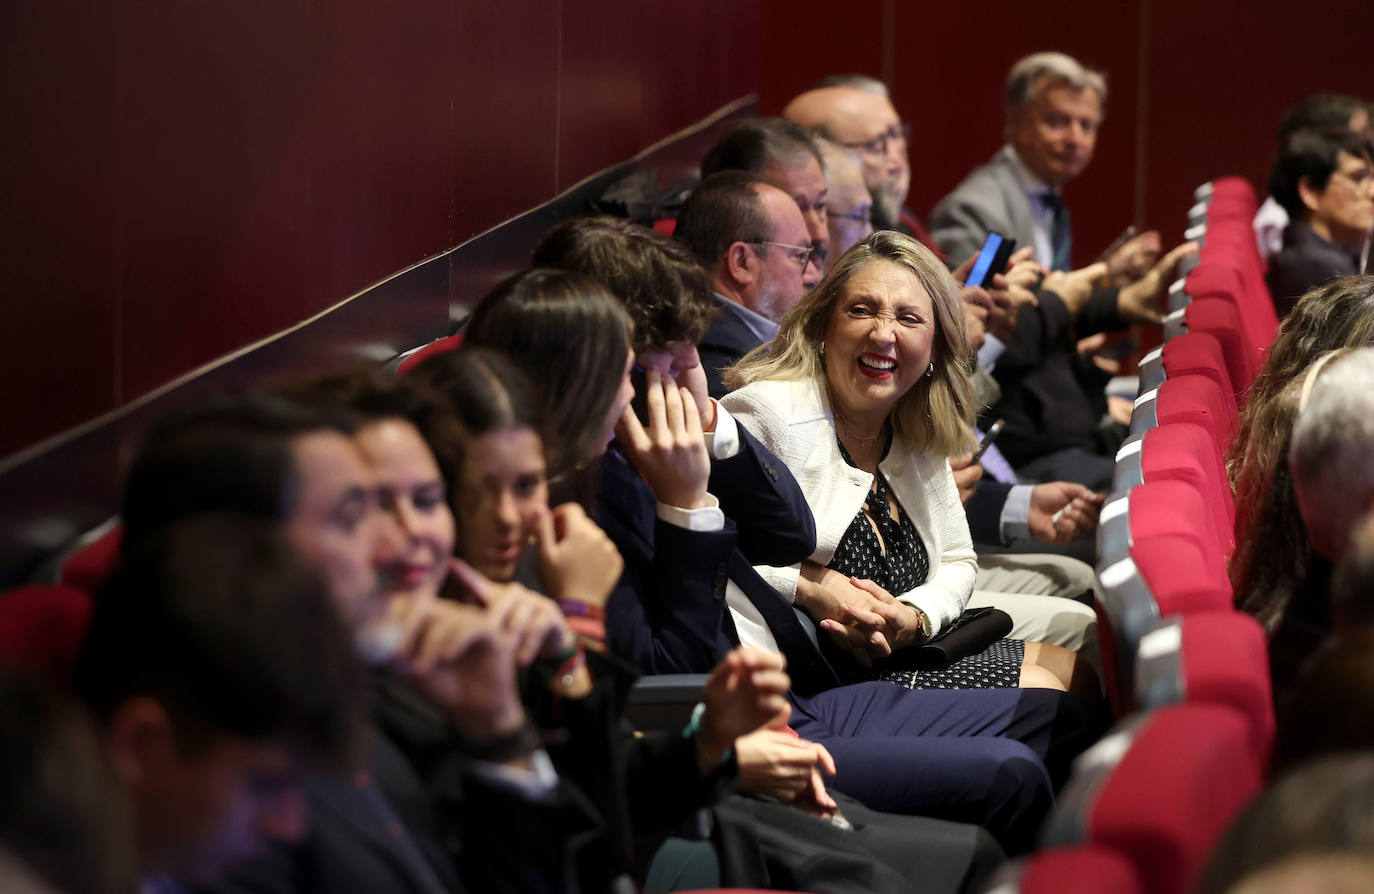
[827,205,872,225]
[835,123,912,156]
[746,240,816,272]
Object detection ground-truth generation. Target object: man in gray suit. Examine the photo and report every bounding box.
[931,52,1155,277]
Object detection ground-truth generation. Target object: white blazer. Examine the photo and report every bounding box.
[722,376,976,636]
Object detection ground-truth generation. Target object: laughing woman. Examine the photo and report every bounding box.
[723,231,1094,697]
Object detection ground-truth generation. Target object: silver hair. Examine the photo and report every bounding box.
[1290,347,1374,558]
[1004,51,1107,118]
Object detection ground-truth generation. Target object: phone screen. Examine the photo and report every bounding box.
[965,232,1005,289]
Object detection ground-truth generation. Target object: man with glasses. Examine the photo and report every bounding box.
[676,171,821,398]
[701,117,833,272]
[1266,127,1374,314]
[784,78,921,243]
[816,139,875,256]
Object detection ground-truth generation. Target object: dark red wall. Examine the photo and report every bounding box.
[2,0,759,460]
[760,0,1373,259]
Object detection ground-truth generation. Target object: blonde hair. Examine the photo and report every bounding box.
[725,230,976,455]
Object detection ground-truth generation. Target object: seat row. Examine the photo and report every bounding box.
[997,177,1277,894]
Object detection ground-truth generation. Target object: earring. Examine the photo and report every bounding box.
[820,340,826,356]
[927,362,935,376]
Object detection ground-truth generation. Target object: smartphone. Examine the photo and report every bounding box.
[1095,225,1139,264]
[970,420,1004,463]
[965,232,1017,289]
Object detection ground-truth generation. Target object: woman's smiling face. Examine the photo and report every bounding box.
[823,257,936,420]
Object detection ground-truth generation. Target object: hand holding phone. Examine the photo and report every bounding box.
[970,420,1004,463]
[965,232,1017,289]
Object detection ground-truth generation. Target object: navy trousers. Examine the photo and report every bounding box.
[789,682,1097,854]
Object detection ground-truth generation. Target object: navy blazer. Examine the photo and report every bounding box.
[699,301,768,400]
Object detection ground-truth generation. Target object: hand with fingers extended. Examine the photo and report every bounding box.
[534,502,624,608]
[1028,483,1106,544]
[614,369,712,510]
[389,598,528,742]
[1042,261,1109,316]
[450,558,575,664]
[675,359,718,432]
[1106,230,1162,285]
[1116,242,1200,324]
[697,648,792,774]
[736,716,840,816]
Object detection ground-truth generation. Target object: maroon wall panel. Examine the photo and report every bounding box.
[3,1,758,461]
[1143,0,1374,244]
[558,0,760,191]
[2,2,122,451]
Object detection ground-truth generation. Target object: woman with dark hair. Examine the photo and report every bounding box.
[461,268,636,490]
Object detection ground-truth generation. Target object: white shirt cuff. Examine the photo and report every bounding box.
[1000,484,1035,542]
[468,749,559,800]
[703,402,741,460]
[977,334,1007,371]
[657,494,725,531]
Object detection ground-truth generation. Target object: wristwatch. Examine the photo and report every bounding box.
[913,607,932,639]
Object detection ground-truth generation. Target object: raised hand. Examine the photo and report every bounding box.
[534,502,624,608]
[614,369,711,510]
[393,598,528,742]
[1106,230,1162,285]
[1028,482,1106,544]
[1116,242,1200,324]
[450,557,574,667]
[697,648,792,772]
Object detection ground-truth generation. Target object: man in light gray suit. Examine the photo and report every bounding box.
[930,52,1153,277]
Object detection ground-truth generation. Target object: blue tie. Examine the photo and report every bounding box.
[1042,192,1072,271]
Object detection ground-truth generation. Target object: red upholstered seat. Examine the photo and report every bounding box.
[0,585,93,684]
[1135,611,1274,762]
[1139,422,1234,560]
[1044,705,1262,894]
[1181,298,1261,398]
[58,523,123,593]
[1160,332,1236,416]
[1009,846,1147,894]
[395,333,465,377]
[1153,374,1235,470]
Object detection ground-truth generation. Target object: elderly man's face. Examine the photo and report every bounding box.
[1010,80,1102,188]
[764,154,830,270]
[825,93,910,228]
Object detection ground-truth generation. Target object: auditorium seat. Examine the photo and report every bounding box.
[989,846,1147,894]
[1160,299,1259,401]
[1130,375,1234,472]
[0,585,93,684]
[1095,481,1233,711]
[395,333,464,376]
[57,521,122,593]
[1136,332,1237,419]
[1041,704,1262,894]
[1112,423,1234,562]
[1134,612,1273,762]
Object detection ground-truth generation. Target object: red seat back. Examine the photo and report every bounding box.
[0,585,94,684]
[58,524,123,593]
[396,333,465,377]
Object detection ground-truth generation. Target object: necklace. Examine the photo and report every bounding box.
[834,412,887,445]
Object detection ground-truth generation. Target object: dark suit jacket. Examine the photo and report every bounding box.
[596,431,839,695]
[984,286,1125,468]
[1266,220,1360,317]
[965,480,1016,546]
[699,300,769,400]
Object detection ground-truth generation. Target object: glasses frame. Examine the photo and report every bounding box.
[835,123,912,156]
[745,239,816,272]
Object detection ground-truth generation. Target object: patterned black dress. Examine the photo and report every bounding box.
[827,437,1024,689]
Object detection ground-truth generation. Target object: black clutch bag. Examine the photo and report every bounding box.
[903,606,1013,670]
